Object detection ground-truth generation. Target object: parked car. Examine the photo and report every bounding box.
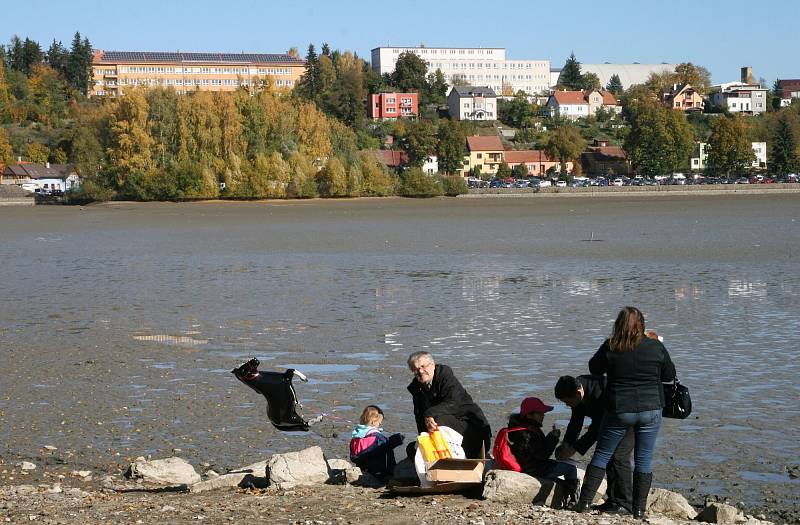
[539,180,552,188]
[612,178,624,187]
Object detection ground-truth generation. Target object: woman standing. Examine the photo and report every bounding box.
[573,307,676,518]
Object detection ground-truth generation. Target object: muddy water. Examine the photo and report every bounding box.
[1,196,799,512]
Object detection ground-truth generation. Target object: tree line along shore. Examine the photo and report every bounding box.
[1,35,799,204]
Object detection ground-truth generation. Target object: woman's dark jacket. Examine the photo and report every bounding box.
[506,414,560,477]
[589,337,676,414]
[407,364,489,434]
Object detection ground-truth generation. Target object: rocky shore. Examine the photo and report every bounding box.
[1,446,792,525]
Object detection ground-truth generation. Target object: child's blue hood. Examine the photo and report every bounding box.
[351,424,381,438]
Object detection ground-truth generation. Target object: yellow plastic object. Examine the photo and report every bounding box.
[417,434,438,463]
[430,430,452,459]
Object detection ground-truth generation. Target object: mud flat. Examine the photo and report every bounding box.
[0,195,798,521]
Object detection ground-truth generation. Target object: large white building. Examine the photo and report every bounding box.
[371,46,550,95]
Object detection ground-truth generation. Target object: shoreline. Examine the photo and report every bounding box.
[463,184,800,198]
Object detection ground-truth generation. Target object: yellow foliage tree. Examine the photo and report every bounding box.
[0,128,15,164]
[26,142,50,163]
[316,157,348,197]
[107,88,154,187]
[296,101,331,161]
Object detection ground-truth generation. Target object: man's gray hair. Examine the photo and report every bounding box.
[407,351,434,368]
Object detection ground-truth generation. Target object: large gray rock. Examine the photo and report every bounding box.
[189,460,268,493]
[647,487,697,520]
[126,457,201,486]
[266,446,330,489]
[696,502,745,524]
[482,470,553,504]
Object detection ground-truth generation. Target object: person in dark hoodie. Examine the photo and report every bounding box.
[554,374,634,514]
[406,351,491,458]
[506,397,580,507]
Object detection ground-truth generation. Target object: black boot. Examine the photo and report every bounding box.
[563,478,580,509]
[631,471,653,519]
[572,465,605,513]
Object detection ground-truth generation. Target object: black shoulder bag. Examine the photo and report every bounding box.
[663,379,692,419]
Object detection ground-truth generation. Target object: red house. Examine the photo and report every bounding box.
[369,92,419,120]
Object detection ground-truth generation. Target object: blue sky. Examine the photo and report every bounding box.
[3,0,798,84]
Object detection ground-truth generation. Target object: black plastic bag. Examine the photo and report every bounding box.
[232,358,310,431]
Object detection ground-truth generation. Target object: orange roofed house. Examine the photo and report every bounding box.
[91,50,306,96]
[546,90,621,120]
[661,83,704,112]
[462,136,505,176]
[504,150,572,177]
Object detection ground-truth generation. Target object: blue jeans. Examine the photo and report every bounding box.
[589,409,662,474]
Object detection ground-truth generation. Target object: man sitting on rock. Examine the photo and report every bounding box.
[406,351,491,459]
[554,374,634,514]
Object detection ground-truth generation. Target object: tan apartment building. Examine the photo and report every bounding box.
[91,50,306,96]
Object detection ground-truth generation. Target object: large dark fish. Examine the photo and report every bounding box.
[232,358,310,432]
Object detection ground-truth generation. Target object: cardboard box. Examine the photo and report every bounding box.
[425,458,487,483]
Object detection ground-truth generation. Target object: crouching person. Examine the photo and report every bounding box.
[507,397,580,507]
[349,405,404,480]
[407,351,491,459]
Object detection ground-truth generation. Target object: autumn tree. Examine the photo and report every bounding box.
[624,100,693,176]
[496,161,512,179]
[673,62,712,94]
[706,114,755,176]
[26,142,50,163]
[770,113,798,175]
[0,60,12,123]
[316,156,348,197]
[581,72,602,92]
[107,88,155,189]
[542,124,586,175]
[357,151,394,195]
[0,128,15,164]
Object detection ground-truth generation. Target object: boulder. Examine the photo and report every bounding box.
[18,462,36,471]
[482,470,553,504]
[482,467,605,507]
[266,446,330,489]
[325,458,383,487]
[189,460,268,493]
[126,457,201,486]
[696,502,745,524]
[647,487,697,520]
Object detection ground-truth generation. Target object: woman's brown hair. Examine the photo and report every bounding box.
[609,306,645,352]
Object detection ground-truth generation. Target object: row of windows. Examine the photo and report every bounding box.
[110,66,293,75]
[430,62,546,70]
[384,97,413,104]
[392,48,497,56]
[384,107,415,114]
[448,74,547,82]
[101,78,294,87]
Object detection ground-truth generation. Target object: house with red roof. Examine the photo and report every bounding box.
[546,90,621,120]
[504,150,572,176]
[462,135,505,175]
